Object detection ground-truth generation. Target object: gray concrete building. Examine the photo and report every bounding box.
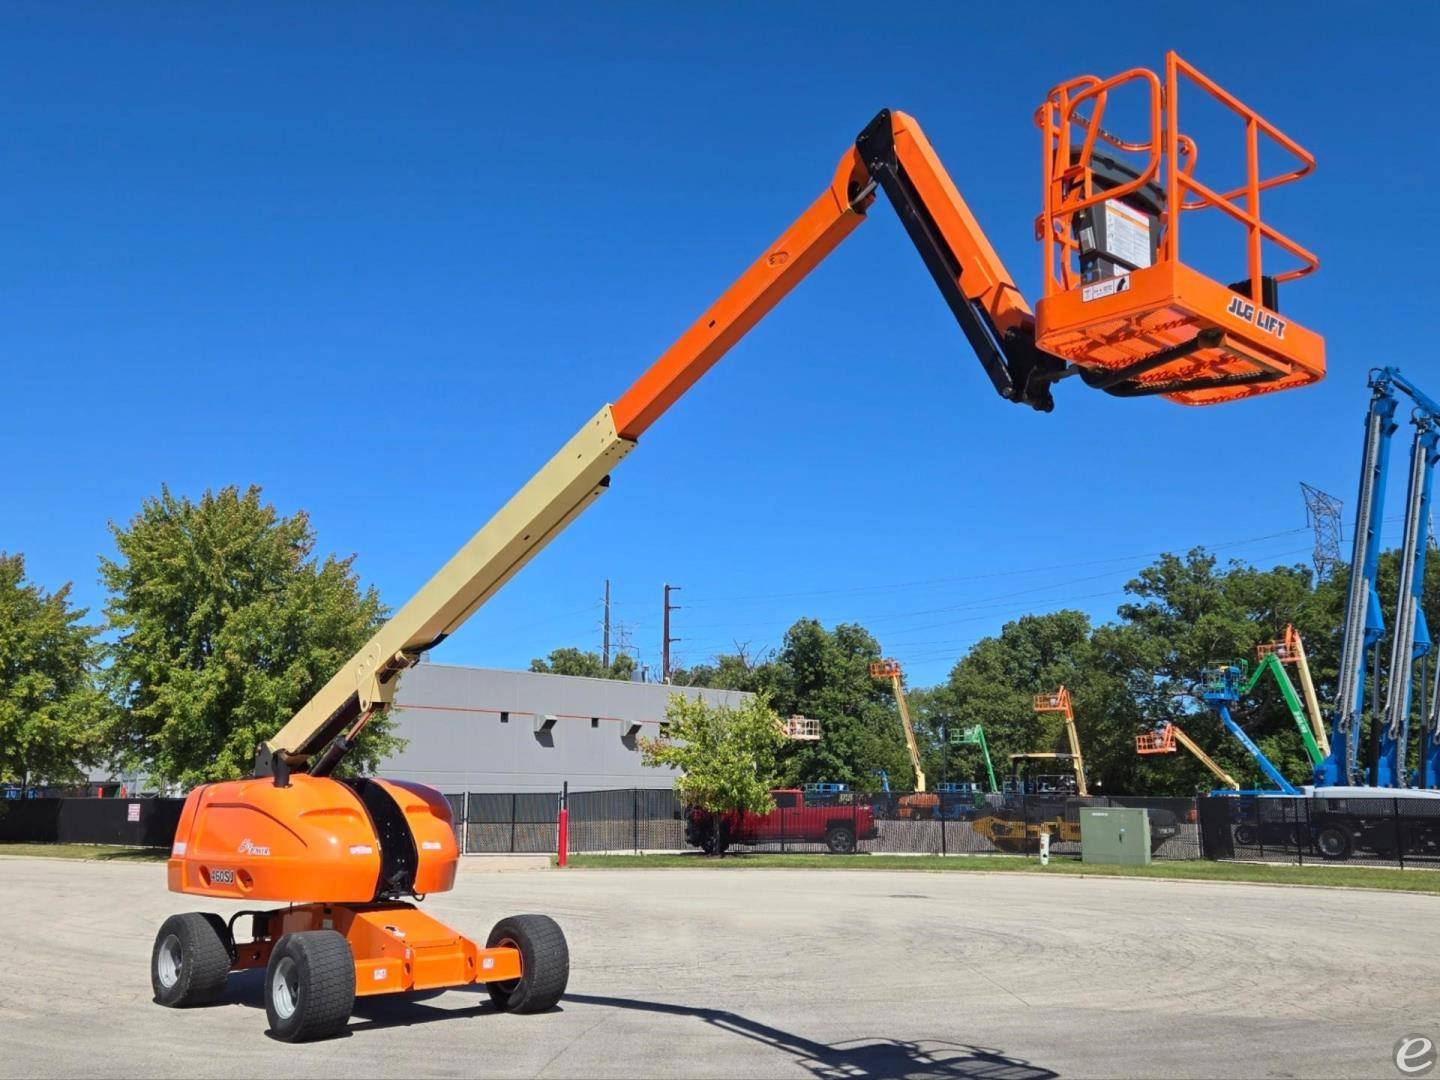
[376,662,751,793]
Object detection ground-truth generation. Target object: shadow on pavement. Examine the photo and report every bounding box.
[222,968,498,1037]
[221,974,1055,1078]
[563,993,1056,1080]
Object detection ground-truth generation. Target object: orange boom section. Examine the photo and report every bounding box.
[1034,52,1323,405]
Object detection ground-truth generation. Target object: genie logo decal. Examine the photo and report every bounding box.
[1226,295,1287,340]
[237,838,271,857]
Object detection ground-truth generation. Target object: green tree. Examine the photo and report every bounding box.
[0,554,108,787]
[101,485,397,787]
[640,692,787,854]
[669,645,769,692]
[1095,548,1343,794]
[529,646,636,681]
[930,610,1120,791]
[755,620,911,789]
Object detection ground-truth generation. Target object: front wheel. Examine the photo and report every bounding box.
[264,930,355,1042]
[826,826,856,854]
[486,915,569,1013]
[152,912,231,1007]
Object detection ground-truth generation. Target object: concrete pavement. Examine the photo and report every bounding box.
[0,858,1433,1078]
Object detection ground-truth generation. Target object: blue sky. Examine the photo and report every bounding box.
[4,3,1436,686]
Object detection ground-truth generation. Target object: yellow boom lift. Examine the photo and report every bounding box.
[1136,721,1241,790]
[870,659,938,819]
[1032,686,1089,796]
[1257,624,1330,758]
[870,659,926,792]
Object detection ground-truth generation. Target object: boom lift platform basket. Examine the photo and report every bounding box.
[1135,725,1177,754]
[1034,52,1322,405]
[783,715,822,741]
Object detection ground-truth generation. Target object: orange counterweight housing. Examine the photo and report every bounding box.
[167,774,459,903]
[1034,52,1324,405]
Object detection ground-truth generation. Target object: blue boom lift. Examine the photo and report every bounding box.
[1319,368,1440,787]
[1201,665,1300,795]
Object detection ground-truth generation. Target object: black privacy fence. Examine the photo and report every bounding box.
[0,796,184,846]
[446,789,1210,861]
[8,788,1435,869]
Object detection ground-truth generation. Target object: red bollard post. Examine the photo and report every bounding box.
[557,781,569,868]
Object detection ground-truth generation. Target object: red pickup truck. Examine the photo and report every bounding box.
[685,789,879,854]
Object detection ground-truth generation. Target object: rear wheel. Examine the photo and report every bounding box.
[1316,825,1353,861]
[1233,825,1257,846]
[825,826,856,854]
[485,915,569,1014]
[151,912,231,1008]
[264,930,355,1042]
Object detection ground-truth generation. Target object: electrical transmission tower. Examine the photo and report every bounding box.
[1300,482,1344,582]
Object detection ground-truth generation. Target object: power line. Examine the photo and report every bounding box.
[672,543,1316,669]
[682,526,1312,606]
[675,540,1317,637]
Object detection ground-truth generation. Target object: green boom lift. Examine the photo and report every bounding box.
[1226,637,1325,770]
[952,724,998,793]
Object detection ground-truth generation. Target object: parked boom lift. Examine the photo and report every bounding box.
[1380,411,1438,786]
[871,659,926,794]
[1257,624,1328,757]
[1136,721,1240,791]
[1242,645,1323,769]
[1201,665,1300,794]
[1033,687,1089,796]
[1320,369,1440,786]
[870,658,940,818]
[155,53,1325,1041]
[953,724,999,793]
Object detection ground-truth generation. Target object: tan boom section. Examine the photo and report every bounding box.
[262,406,635,768]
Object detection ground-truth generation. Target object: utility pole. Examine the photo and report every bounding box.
[602,579,611,667]
[662,583,681,683]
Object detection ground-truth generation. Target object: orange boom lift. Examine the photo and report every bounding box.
[155,52,1324,1041]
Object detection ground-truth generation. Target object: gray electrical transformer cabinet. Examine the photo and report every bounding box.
[1079,807,1151,866]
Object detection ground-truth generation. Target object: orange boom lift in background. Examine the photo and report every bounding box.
[156,52,1324,1041]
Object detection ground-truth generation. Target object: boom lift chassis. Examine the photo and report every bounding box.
[154,53,1324,1041]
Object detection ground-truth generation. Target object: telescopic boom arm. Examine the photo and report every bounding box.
[256,98,1313,778]
[1241,653,1323,768]
[258,109,1068,778]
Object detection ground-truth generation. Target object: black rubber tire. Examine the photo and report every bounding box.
[826,826,856,854]
[1316,825,1353,861]
[151,912,232,1008]
[1233,825,1257,846]
[699,822,730,856]
[485,915,569,1014]
[264,930,355,1042]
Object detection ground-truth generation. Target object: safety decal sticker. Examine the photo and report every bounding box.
[1081,275,1131,303]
